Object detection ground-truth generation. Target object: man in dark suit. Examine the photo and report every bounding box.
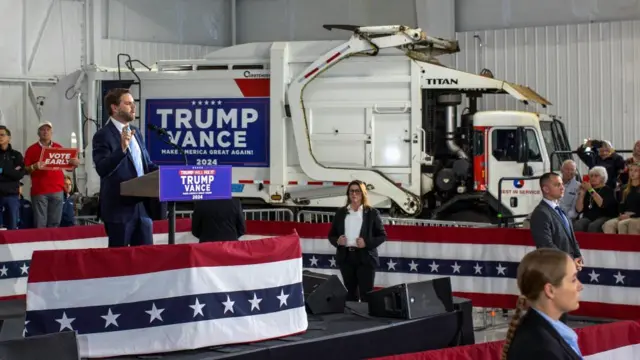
[191,198,245,242]
[530,172,584,268]
[92,88,158,248]
[530,172,584,324]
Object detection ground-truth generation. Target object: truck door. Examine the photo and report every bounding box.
[487,127,545,218]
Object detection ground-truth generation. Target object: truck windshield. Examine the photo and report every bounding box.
[540,119,572,171]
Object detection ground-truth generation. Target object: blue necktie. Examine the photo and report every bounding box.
[126,128,144,177]
[555,206,571,232]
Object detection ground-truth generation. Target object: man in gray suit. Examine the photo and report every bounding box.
[530,172,584,270]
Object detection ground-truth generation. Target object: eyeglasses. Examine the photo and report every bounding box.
[349,189,362,194]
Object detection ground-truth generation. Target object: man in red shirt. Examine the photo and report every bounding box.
[24,121,80,228]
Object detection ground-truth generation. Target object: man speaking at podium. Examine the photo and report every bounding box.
[92,88,158,248]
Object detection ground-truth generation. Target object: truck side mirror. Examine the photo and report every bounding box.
[515,127,533,176]
[515,127,529,163]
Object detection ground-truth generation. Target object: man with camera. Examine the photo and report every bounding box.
[576,139,625,189]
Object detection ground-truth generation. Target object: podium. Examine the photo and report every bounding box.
[120,166,233,245]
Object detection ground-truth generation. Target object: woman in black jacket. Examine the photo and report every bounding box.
[328,180,386,302]
[0,126,26,230]
[502,248,584,360]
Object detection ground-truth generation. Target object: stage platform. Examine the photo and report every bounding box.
[0,301,467,360]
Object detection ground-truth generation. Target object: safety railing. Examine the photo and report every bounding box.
[75,215,101,225]
[176,208,295,222]
[296,210,496,228]
[74,209,496,228]
[296,211,336,223]
[176,210,193,219]
[382,217,496,228]
[244,208,296,222]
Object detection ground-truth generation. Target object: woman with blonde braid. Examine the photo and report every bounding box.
[502,248,584,360]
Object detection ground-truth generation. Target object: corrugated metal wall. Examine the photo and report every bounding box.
[455,20,640,154]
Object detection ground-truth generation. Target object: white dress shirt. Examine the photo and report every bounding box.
[344,205,363,247]
[110,117,142,161]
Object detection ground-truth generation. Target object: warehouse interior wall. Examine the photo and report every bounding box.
[456,0,640,32]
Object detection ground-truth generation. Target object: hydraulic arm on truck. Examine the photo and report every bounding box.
[286,25,460,216]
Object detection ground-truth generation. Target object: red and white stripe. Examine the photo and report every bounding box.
[2,220,638,321]
[299,45,351,82]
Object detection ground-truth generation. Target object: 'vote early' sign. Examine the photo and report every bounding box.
[158,165,232,202]
[39,147,78,170]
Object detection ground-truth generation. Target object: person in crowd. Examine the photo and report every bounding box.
[328,180,386,302]
[576,139,625,190]
[558,160,580,221]
[17,182,33,229]
[620,140,640,185]
[574,166,618,233]
[92,88,158,247]
[0,126,26,230]
[60,175,75,227]
[24,121,80,228]
[529,172,583,272]
[501,248,584,360]
[602,163,640,234]
[191,198,245,242]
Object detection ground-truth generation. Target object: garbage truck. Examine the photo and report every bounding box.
[60,24,572,223]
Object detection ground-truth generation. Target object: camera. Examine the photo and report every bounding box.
[590,139,604,149]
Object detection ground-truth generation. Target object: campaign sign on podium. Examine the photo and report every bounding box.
[158,165,232,202]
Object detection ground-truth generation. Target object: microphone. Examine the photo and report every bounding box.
[147,123,188,166]
[147,123,169,137]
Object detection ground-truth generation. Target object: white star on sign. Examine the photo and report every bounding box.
[428,261,439,273]
[309,256,319,266]
[20,263,29,275]
[191,101,196,105]
[217,100,222,105]
[496,264,506,276]
[474,263,483,274]
[276,289,289,308]
[101,308,120,328]
[55,312,75,331]
[451,262,461,273]
[0,265,7,276]
[387,259,397,271]
[198,100,203,105]
[248,293,262,311]
[588,270,600,283]
[408,260,419,272]
[204,100,209,105]
[145,303,165,323]
[329,257,337,267]
[614,271,625,284]
[222,295,235,314]
[190,298,206,318]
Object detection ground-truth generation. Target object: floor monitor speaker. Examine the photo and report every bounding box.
[303,270,348,315]
[368,277,454,320]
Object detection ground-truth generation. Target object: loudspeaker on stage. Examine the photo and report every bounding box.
[367,277,454,320]
[302,270,348,315]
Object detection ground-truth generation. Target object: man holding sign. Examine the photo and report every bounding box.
[92,88,158,248]
[24,121,80,228]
